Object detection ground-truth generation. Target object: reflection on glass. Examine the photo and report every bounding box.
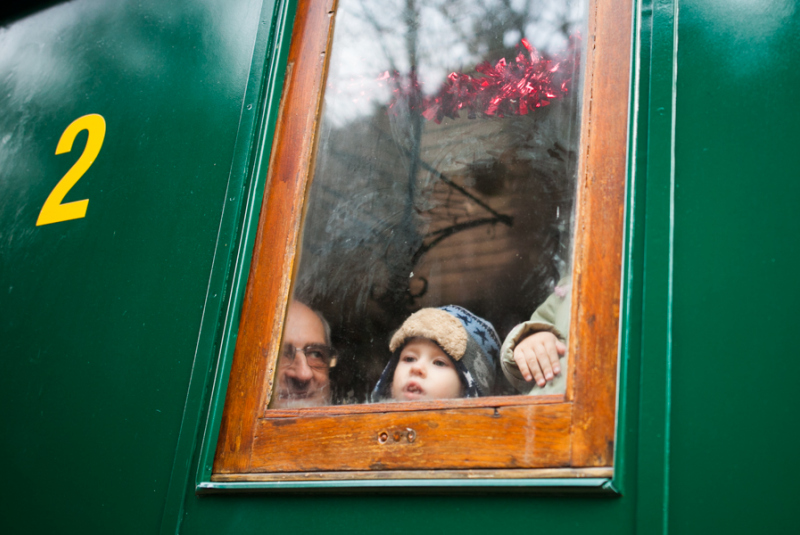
[276,0,586,406]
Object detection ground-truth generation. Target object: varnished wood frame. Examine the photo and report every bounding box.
[213,0,632,480]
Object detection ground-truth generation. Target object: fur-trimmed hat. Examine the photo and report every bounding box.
[372,305,501,400]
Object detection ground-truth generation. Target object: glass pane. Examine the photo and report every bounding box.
[270,0,586,408]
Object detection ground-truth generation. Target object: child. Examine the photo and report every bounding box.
[372,305,501,402]
[500,276,570,394]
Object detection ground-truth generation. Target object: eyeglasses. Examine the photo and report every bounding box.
[279,343,337,370]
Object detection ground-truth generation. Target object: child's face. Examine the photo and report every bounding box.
[391,338,463,401]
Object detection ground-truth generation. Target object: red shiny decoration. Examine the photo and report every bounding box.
[384,36,580,123]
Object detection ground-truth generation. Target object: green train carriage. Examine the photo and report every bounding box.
[1,0,798,533]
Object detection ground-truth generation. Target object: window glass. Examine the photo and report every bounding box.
[273,0,587,407]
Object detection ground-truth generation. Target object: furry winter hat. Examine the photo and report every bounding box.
[372,305,501,400]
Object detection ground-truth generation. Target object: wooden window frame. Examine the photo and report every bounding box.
[212,0,632,482]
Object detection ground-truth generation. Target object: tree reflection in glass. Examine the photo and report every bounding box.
[285,0,587,405]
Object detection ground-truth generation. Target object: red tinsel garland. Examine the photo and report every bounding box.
[382,36,580,123]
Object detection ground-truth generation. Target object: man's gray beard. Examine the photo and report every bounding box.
[275,386,331,408]
[280,398,326,409]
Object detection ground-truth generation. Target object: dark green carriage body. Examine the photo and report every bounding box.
[1,1,798,534]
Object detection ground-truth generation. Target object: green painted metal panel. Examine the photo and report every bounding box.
[0,0,264,532]
[670,0,800,533]
[11,0,800,533]
[636,0,677,533]
[0,0,659,532]
[180,494,637,535]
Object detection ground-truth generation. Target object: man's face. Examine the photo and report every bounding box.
[271,301,331,408]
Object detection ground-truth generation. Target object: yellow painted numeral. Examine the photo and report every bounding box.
[36,113,106,226]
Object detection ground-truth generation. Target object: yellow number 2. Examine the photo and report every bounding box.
[36,113,106,226]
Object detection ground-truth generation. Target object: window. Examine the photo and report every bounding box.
[213,0,631,482]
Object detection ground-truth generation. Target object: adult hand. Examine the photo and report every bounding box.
[513,331,566,386]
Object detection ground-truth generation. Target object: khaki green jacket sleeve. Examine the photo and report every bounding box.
[500,277,571,394]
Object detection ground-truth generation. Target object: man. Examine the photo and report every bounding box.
[270,300,335,408]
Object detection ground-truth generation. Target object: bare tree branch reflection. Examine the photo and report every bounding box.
[294,0,585,403]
